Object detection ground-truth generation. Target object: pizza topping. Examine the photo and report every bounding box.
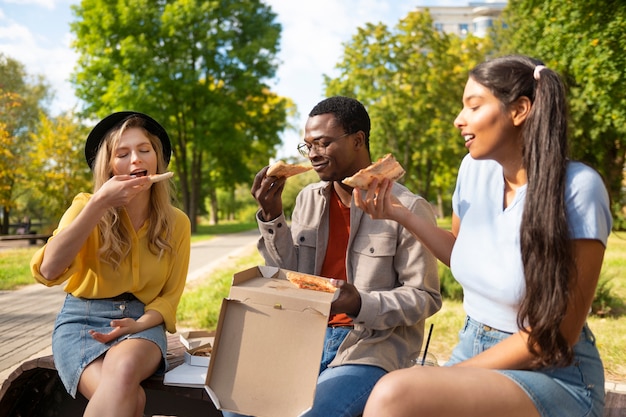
[285,271,337,293]
[342,153,405,190]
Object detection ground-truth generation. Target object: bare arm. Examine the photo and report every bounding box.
[353,178,458,266]
[39,175,152,280]
[89,309,165,344]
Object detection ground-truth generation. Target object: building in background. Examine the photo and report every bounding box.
[418,1,507,38]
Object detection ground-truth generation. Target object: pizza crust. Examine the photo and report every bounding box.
[285,271,337,293]
[149,172,174,183]
[267,161,313,178]
[342,154,405,190]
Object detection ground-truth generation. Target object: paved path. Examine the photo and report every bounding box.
[0,229,259,382]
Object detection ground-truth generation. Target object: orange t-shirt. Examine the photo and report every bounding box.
[322,189,353,327]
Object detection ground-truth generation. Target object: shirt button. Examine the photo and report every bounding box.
[369,247,375,253]
[299,236,305,242]
[277,223,283,228]
[268,229,274,234]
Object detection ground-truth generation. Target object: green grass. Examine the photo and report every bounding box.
[177,248,263,330]
[0,247,40,290]
[191,221,257,243]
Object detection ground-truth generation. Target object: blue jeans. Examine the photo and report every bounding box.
[222,326,386,417]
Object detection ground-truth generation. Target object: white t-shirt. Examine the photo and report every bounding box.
[450,155,612,333]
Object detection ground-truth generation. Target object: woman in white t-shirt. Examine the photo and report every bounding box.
[356,54,612,417]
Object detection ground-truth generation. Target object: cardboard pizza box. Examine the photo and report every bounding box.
[180,330,214,367]
[180,330,214,350]
[204,266,337,417]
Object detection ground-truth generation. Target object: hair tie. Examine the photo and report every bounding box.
[533,65,546,80]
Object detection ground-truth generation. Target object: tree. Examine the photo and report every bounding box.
[70,0,290,231]
[325,11,490,214]
[0,54,50,234]
[498,0,626,226]
[24,112,92,229]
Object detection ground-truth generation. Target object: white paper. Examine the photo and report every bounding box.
[163,363,207,388]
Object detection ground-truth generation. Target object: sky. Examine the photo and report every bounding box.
[0,0,466,159]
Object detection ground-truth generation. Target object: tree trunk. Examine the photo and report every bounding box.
[436,190,444,219]
[1,206,9,234]
[209,187,218,225]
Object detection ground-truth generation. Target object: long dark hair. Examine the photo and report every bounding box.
[470,55,573,367]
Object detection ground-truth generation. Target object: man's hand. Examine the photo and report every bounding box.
[251,166,287,221]
[330,280,362,317]
[88,318,139,344]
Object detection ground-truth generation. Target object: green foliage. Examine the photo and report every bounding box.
[499,0,626,227]
[438,263,463,301]
[592,274,625,317]
[324,11,491,213]
[237,203,261,224]
[70,0,292,230]
[22,113,92,231]
[281,169,319,219]
[0,53,51,233]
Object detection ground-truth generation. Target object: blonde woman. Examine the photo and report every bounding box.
[31,112,190,417]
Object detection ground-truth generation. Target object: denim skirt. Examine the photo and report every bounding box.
[52,294,168,398]
[446,316,605,417]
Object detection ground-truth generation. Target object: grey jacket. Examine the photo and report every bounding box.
[256,180,442,371]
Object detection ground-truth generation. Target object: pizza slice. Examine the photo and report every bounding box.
[149,172,174,183]
[285,271,337,293]
[342,153,405,190]
[267,161,313,178]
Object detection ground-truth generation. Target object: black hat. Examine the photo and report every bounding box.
[84,111,172,169]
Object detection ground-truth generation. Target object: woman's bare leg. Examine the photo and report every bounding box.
[78,338,161,417]
[363,366,540,417]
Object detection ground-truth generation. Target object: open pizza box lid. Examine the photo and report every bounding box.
[204,266,337,417]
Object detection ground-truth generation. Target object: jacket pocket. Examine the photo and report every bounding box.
[350,234,397,290]
[295,227,317,274]
[351,234,396,257]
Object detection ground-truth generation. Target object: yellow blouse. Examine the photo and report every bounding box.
[31,193,191,333]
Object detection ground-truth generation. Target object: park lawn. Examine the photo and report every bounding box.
[0,247,39,290]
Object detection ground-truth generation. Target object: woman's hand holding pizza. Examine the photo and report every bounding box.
[251,166,287,221]
[354,178,406,223]
[94,175,152,209]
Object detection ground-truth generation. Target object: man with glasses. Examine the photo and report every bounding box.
[246,96,441,417]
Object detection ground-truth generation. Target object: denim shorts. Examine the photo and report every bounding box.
[52,294,168,398]
[446,316,605,417]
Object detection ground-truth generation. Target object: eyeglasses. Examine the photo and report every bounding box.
[297,132,351,158]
